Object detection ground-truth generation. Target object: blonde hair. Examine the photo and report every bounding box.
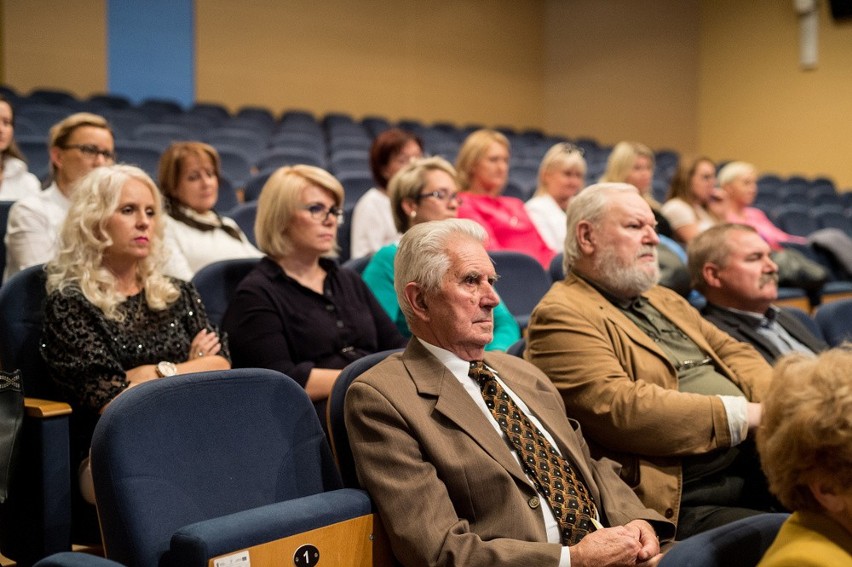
[717,161,756,188]
[600,141,654,184]
[255,165,344,258]
[388,156,457,233]
[46,164,179,321]
[535,142,587,197]
[47,112,113,177]
[758,347,852,512]
[454,129,509,190]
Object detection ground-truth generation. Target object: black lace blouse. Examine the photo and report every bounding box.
[40,278,229,414]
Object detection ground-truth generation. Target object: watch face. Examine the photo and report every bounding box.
[158,361,177,377]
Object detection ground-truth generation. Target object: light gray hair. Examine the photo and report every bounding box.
[394,218,488,322]
[562,182,639,274]
[717,161,756,188]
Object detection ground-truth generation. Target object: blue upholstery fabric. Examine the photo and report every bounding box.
[92,368,349,567]
[814,299,852,346]
[658,513,789,567]
[780,306,824,342]
[34,552,125,566]
[168,489,371,565]
[488,251,552,329]
[327,350,402,489]
[190,258,260,328]
[0,264,75,564]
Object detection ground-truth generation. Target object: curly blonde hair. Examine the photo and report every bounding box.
[46,164,179,321]
[757,347,852,512]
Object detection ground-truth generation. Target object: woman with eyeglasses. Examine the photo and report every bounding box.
[455,129,555,268]
[524,142,587,253]
[661,156,720,245]
[222,165,406,413]
[362,157,521,350]
[0,95,41,200]
[157,142,261,280]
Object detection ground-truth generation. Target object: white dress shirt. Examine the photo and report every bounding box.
[4,182,69,282]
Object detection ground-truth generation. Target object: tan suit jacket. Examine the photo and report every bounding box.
[345,337,673,567]
[526,274,772,527]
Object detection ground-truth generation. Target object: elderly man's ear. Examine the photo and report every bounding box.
[403,282,430,321]
[576,221,595,255]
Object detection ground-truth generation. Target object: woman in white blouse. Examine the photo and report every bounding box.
[524,142,586,253]
[0,95,41,200]
[158,141,261,280]
[349,128,423,259]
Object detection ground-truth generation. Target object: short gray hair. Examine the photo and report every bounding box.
[395,218,488,322]
[717,161,756,188]
[563,182,639,274]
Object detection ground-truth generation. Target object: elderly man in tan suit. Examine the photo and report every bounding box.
[345,218,673,567]
[526,183,778,540]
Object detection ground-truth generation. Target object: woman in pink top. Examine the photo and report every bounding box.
[719,161,807,251]
[455,129,554,268]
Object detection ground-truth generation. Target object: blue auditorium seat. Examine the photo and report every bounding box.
[92,368,389,567]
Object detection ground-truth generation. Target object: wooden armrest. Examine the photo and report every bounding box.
[25,397,73,418]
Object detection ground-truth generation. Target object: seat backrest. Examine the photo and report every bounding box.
[190,258,260,327]
[327,349,403,489]
[549,252,565,282]
[0,264,57,398]
[226,201,259,245]
[658,513,788,567]
[0,200,15,280]
[489,251,553,329]
[92,368,342,567]
[34,552,126,566]
[814,298,852,346]
[780,306,824,341]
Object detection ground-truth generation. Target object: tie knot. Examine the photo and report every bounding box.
[469,361,494,386]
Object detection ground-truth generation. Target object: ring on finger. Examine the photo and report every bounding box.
[197,351,204,358]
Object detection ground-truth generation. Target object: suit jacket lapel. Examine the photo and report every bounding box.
[705,305,779,359]
[569,275,674,371]
[402,339,532,487]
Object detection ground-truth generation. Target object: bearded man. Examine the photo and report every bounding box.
[526,183,779,540]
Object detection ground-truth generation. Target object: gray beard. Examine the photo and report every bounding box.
[592,246,660,299]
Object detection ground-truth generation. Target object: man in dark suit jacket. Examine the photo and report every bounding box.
[689,223,827,363]
[345,218,674,567]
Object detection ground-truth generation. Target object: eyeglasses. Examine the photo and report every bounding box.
[416,190,463,205]
[302,203,344,223]
[62,144,116,161]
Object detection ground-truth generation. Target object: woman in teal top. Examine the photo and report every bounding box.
[362,156,520,350]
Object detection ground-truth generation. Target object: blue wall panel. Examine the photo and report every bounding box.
[107,0,194,107]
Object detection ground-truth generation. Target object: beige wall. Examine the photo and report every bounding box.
[195,0,547,130]
[544,0,700,154]
[3,1,852,187]
[699,0,852,187]
[2,0,106,97]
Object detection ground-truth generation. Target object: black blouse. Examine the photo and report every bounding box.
[222,257,407,387]
[40,278,228,459]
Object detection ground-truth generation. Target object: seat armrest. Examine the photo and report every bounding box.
[166,488,383,567]
[25,397,73,418]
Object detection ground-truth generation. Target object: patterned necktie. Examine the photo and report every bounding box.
[469,360,598,545]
